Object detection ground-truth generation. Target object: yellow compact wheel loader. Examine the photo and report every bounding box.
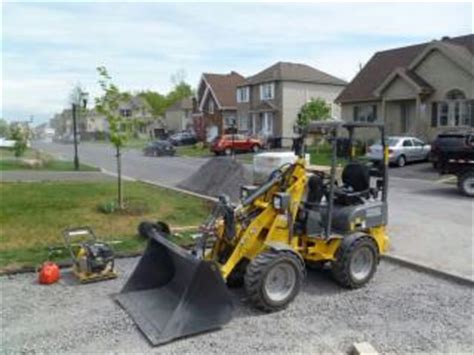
[116,121,390,346]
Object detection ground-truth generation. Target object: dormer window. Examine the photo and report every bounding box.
[260,82,275,100]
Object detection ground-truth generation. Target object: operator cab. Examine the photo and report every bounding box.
[296,121,388,238]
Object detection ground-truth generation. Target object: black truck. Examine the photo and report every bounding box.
[430,130,474,197]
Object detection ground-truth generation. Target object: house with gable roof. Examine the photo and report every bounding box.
[336,34,474,140]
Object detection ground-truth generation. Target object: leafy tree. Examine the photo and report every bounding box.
[297,98,331,128]
[10,125,28,157]
[138,91,168,118]
[139,73,194,119]
[166,81,193,106]
[95,66,133,209]
[0,119,10,138]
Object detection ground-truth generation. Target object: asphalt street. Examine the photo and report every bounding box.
[33,141,208,187]
[34,141,473,281]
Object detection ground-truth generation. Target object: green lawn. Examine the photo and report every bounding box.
[0,159,98,171]
[0,147,98,171]
[0,147,38,160]
[0,181,210,269]
[176,145,212,158]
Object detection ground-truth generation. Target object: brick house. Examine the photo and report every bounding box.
[236,62,347,143]
[336,34,474,141]
[193,72,247,142]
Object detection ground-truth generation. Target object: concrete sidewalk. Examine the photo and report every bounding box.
[1,171,115,182]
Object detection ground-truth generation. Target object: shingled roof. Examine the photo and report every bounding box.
[336,34,474,103]
[244,62,347,86]
[202,72,246,109]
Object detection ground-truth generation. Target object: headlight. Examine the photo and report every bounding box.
[273,192,290,211]
[273,195,282,210]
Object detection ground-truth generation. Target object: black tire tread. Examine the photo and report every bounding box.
[331,236,378,289]
[244,250,305,312]
[458,171,474,197]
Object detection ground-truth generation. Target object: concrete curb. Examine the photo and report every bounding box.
[383,254,473,287]
[99,168,218,202]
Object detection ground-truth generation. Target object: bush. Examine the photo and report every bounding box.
[194,142,205,150]
[97,199,150,216]
[97,201,118,214]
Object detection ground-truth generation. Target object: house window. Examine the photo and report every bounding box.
[259,112,274,136]
[353,105,377,122]
[260,83,275,101]
[208,99,214,114]
[224,115,236,128]
[237,87,250,103]
[239,115,249,131]
[120,109,132,117]
[433,89,470,127]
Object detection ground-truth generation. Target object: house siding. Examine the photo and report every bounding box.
[281,81,344,138]
[382,77,417,100]
[413,50,474,100]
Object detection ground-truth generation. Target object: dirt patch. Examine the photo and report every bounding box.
[178,157,252,201]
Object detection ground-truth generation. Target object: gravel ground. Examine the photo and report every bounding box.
[1,257,472,354]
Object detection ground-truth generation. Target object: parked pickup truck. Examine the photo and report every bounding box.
[432,130,474,197]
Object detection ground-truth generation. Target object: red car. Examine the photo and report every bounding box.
[210,134,263,155]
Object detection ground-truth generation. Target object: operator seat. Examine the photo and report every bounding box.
[335,162,370,205]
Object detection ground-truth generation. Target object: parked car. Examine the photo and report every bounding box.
[168,131,197,146]
[429,130,473,169]
[143,140,175,157]
[366,136,430,167]
[210,134,263,155]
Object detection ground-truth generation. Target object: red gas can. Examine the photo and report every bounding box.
[38,262,61,285]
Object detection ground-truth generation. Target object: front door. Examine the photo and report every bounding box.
[400,103,409,133]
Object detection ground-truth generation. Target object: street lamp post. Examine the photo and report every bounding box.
[231,118,236,160]
[72,91,89,171]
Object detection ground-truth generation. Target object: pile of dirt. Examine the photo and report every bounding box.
[178,157,252,201]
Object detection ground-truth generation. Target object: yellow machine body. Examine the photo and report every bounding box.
[207,157,389,280]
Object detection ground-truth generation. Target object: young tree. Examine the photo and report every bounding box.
[297,98,332,128]
[10,125,28,157]
[95,66,132,209]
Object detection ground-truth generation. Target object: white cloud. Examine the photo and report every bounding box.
[2,1,472,123]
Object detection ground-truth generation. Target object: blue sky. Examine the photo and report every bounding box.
[2,1,472,125]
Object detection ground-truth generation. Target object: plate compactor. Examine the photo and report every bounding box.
[116,121,390,346]
[63,227,117,283]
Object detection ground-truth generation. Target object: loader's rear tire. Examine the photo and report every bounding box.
[244,250,305,312]
[331,235,378,289]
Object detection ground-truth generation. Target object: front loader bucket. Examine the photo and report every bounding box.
[116,230,234,346]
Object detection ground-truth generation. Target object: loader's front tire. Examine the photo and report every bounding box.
[331,235,378,289]
[244,250,305,312]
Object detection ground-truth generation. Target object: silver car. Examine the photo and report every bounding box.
[366,136,431,167]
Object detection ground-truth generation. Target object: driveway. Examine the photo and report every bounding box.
[389,161,440,181]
